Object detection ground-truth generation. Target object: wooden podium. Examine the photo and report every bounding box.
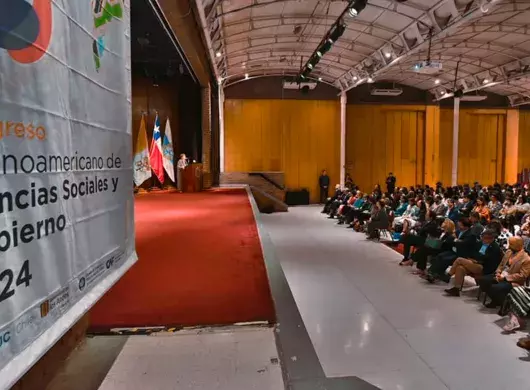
[182,163,203,193]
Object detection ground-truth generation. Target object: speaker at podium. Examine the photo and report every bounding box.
[182,163,203,193]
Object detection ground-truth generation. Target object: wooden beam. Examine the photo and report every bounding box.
[158,0,211,87]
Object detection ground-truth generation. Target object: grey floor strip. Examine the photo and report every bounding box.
[245,188,380,390]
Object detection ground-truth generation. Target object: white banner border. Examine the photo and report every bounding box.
[0,251,138,390]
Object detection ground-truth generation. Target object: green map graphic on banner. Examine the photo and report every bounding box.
[92,0,124,71]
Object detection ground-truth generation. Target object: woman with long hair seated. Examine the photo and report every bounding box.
[409,219,456,277]
[399,210,441,266]
[472,196,491,224]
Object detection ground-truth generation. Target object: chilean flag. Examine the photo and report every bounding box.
[149,115,165,183]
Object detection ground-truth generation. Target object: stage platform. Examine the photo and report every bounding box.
[89,188,275,330]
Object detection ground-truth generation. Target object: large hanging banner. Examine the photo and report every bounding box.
[0,1,135,387]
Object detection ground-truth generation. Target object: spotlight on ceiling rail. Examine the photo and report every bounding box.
[297,23,346,83]
[348,0,367,17]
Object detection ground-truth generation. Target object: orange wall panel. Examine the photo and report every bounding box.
[455,109,506,185]
[345,105,426,192]
[224,99,341,203]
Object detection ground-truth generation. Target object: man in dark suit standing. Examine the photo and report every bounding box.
[319,170,330,204]
[386,172,396,194]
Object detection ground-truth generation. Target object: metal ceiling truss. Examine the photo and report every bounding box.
[338,0,530,105]
[337,0,498,90]
[225,70,338,87]
[199,0,530,104]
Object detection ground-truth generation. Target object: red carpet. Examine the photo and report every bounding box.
[89,189,275,329]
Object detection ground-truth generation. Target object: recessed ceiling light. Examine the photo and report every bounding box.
[318,77,322,81]
[245,73,249,79]
[353,75,358,81]
[434,79,440,85]
[483,79,489,84]
[385,52,391,58]
[216,51,221,58]
[367,77,374,83]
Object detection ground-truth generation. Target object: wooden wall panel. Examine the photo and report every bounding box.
[132,75,179,187]
[456,109,506,185]
[345,105,425,191]
[224,99,340,203]
[520,111,530,172]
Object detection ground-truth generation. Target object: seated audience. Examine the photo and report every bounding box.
[444,229,502,297]
[393,198,419,230]
[366,200,389,239]
[394,196,408,216]
[444,198,460,223]
[343,194,370,225]
[473,196,491,223]
[345,174,354,189]
[336,190,361,224]
[488,194,503,219]
[322,185,342,214]
[478,237,530,309]
[502,285,530,332]
[399,211,441,266]
[409,219,455,276]
[469,211,485,237]
[497,219,514,249]
[458,193,475,217]
[328,190,352,219]
[431,195,447,216]
[426,218,478,283]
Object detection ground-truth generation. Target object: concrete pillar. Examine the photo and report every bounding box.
[424,106,441,187]
[340,91,347,187]
[505,109,520,184]
[451,98,460,186]
[201,84,212,188]
[219,85,225,173]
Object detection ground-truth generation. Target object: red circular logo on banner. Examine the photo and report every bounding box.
[0,0,52,64]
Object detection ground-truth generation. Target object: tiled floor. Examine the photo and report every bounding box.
[97,327,283,390]
[261,206,530,390]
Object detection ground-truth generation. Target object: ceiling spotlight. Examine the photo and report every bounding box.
[483,79,489,84]
[385,52,391,58]
[481,0,502,13]
[348,0,367,17]
[367,77,374,83]
[353,75,358,81]
[216,51,221,58]
[318,77,322,81]
[245,73,249,79]
[434,79,440,85]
